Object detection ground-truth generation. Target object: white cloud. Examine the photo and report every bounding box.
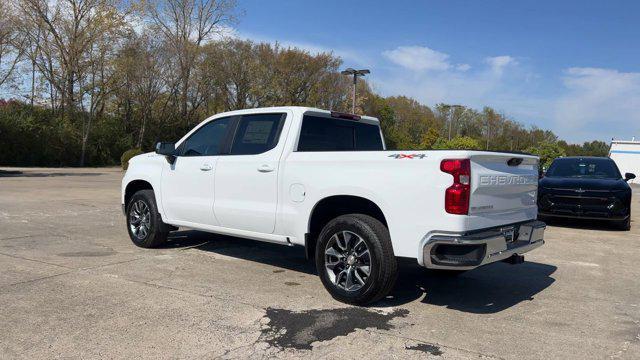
[377,47,527,111]
[377,67,510,109]
[382,46,451,71]
[554,67,640,142]
[371,48,566,141]
[377,50,639,142]
[485,55,517,74]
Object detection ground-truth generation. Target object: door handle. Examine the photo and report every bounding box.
[257,164,275,173]
[200,163,213,171]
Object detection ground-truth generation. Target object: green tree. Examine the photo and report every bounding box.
[526,142,566,170]
[557,140,609,157]
[419,128,440,149]
[581,140,609,157]
[557,140,582,156]
[432,136,482,150]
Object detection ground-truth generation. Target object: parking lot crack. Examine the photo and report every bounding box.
[0,251,74,269]
[114,276,265,312]
[0,234,68,242]
[0,235,38,241]
[79,256,143,271]
[0,270,74,290]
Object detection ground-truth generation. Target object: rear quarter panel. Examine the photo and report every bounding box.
[279,150,539,259]
[279,151,476,258]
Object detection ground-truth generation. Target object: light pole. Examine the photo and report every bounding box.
[341,68,370,114]
[486,121,491,150]
[442,104,463,140]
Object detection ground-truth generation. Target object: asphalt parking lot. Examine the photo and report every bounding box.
[1,167,639,359]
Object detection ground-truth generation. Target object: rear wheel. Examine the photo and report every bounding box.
[316,214,397,305]
[126,190,170,248]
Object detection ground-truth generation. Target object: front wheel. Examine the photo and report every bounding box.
[126,190,169,248]
[315,214,397,305]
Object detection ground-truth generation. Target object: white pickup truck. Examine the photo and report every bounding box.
[122,106,545,304]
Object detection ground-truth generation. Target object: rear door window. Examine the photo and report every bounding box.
[230,113,286,155]
[297,115,383,151]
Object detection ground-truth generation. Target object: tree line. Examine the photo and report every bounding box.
[0,0,608,167]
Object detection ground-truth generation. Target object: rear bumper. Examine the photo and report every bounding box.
[419,220,546,270]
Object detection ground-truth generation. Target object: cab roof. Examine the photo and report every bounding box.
[212,106,380,123]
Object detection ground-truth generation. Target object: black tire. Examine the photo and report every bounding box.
[126,189,170,248]
[614,217,631,231]
[315,214,397,305]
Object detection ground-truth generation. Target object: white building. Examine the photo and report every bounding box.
[609,139,640,184]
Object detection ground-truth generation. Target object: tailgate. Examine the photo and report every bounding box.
[469,153,538,222]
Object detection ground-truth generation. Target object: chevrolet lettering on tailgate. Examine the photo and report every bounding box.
[479,174,538,186]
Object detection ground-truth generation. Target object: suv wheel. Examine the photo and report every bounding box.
[316,214,397,305]
[126,190,169,248]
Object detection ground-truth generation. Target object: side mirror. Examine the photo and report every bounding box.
[625,173,636,182]
[155,142,176,164]
[155,141,175,156]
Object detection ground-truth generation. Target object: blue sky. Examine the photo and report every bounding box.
[234,0,640,143]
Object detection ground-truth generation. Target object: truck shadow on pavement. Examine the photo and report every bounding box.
[385,258,557,313]
[165,230,316,274]
[165,230,556,313]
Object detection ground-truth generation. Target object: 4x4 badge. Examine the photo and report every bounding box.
[388,154,427,159]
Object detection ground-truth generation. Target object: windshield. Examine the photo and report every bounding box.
[546,158,621,179]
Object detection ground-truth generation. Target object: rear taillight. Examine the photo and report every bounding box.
[440,159,471,215]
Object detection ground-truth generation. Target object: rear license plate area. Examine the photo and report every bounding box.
[501,227,517,243]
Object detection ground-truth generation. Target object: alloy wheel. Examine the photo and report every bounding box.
[129,200,151,240]
[324,230,371,291]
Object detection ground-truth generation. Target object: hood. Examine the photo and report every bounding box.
[539,176,628,191]
[129,152,157,164]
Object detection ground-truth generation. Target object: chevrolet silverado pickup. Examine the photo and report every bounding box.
[121,106,546,304]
